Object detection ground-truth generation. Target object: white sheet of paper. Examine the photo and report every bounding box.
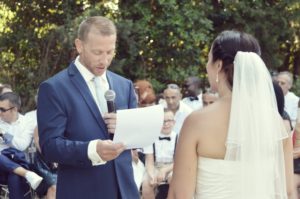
[113,105,164,149]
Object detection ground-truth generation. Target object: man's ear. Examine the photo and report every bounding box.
[75,38,83,54]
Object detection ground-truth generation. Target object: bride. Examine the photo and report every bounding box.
[167,30,293,199]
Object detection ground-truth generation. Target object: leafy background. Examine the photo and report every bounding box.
[0,0,299,112]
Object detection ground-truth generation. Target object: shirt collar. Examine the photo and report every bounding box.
[74,56,108,83]
[159,131,176,138]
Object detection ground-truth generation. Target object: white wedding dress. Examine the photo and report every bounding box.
[194,157,240,199]
[193,52,288,199]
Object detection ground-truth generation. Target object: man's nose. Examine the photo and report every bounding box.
[168,99,174,104]
[98,54,110,64]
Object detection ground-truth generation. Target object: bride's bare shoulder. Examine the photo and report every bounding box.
[182,100,230,133]
[190,99,228,119]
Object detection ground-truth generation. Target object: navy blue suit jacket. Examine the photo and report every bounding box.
[37,62,139,199]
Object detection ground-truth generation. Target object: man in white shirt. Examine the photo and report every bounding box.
[277,71,299,127]
[163,84,192,134]
[182,76,203,110]
[0,92,43,198]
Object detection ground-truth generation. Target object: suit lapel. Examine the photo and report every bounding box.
[68,63,108,136]
[106,71,115,90]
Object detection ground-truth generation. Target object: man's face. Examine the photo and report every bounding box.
[75,28,116,76]
[164,88,181,111]
[202,93,218,107]
[277,74,291,95]
[183,78,196,97]
[161,111,175,135]
[0,100,16,123]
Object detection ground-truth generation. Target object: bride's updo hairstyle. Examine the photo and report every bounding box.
[211,30,261,89]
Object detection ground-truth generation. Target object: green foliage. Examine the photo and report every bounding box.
[0,0,300,111]
[209,0,300,71]
[116,0,213,92]
[0,0,114,112]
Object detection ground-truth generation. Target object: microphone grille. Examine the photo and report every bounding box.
[104,90,116,101]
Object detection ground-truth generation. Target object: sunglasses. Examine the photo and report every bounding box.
[0,107,14,113]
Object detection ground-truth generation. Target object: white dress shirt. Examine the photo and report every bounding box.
[24,109,37,134]
[0,114,34,152]
[75,56,109,166]
[75,56,109,115]
[182,93,203,110]
[285,91,299,127]
[132,159,145,189]
[143,131,177,163]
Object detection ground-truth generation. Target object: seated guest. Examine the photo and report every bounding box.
[163,84,192,135]
[182,76,203,110]
[0,154,42,198]
[142,108,178,199]
[134,80,156,107]
[0,84,13,94]
[133,79,156,187]
[202,90,218,107]
[0,92,43,198]
[276,71,299,127]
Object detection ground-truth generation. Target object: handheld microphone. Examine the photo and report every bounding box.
[104,90,116,113]
[104,90,116,140]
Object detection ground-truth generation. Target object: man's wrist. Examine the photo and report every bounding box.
[88,140,107,166]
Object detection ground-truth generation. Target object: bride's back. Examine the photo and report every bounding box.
[189,96,231,159]
[168,30,293,199]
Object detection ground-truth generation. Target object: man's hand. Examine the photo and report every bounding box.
[149,172,157,186]
[96,140,125,161]
[103,113,116,134]
[156,169,167,184]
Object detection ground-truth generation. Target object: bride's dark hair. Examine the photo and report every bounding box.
[211,30,261,89]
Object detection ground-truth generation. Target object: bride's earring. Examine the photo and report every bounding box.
[216,73,219,83]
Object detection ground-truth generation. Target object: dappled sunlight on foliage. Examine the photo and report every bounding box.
[0,0,299,111]
[0,3,14,34]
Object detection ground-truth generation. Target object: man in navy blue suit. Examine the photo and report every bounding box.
[37,16,140,199]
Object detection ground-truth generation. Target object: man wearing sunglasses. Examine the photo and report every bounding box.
[0,92,43,198]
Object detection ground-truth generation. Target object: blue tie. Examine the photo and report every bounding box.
[93,76,108,114]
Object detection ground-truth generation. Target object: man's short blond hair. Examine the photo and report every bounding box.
[78,16,117,41]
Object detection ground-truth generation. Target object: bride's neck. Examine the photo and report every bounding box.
[215,76,232,98]
[217,85,232,99]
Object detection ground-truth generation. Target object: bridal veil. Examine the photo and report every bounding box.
[225,51,288,198]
